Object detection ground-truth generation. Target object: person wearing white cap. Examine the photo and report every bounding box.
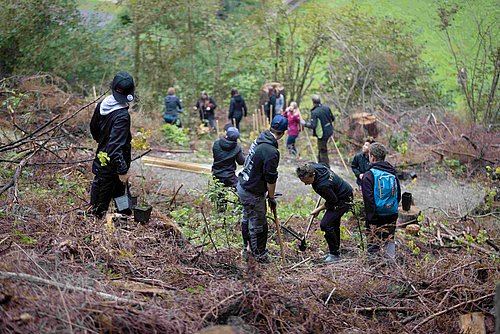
[89,71,135,218]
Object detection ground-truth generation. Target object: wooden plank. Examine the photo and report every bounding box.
[142,156,211,175]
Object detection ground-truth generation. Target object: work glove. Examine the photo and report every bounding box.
[267,197,277,210]
[118,172,130,184]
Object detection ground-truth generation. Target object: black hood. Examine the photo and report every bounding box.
[219,137,237,151]
[233,95,243,103]
[371,161,397,175]
[313,163,330,184]
[255,130,278,148]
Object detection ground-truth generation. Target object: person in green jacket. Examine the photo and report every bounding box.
[301,95,335,167]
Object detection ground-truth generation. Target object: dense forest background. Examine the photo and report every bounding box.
[1,0,498,125]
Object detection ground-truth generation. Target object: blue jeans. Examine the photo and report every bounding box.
[237,183,268,257]
[286,135,298,147]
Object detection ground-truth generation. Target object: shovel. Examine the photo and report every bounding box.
[298,196,322,252]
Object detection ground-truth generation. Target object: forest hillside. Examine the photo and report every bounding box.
[0,0,499,333]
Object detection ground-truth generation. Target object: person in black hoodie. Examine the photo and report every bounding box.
[301,95,335,167]
[89,71,134,218]
[212,126,245,187]
[228,89,247,130]
[263,87,277,123]
[296,162,353,263]
[163,87,183,127]
[361,142,401,259]
[351,138,374,188]
[237,115,288,263]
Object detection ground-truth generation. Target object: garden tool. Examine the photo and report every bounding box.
[298,196,322,252]
[271,206,286,264]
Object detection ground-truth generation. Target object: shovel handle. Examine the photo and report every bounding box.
[303,196,322,240]
[272,207,286,264]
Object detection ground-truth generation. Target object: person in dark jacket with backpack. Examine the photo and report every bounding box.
[351,138,374,187]
[89,71,134,218]
[228,89,247,130]
[296,162,353,263]
[301,95,335,167]
[361,142,401,259]
[163,87,183,127]
[237,115,288,263]
[212,127,245,187]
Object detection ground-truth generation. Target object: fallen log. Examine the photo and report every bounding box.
[0,271,147,306]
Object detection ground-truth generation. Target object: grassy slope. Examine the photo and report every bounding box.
[311,0,500,93]
[78,0,122,14]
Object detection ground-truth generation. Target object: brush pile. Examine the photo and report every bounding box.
[0,76,498,333]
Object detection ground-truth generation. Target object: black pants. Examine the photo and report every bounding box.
[365,214,397,253]
[320,202,351,255]
[231,117,242,130]
[318,137,330,167]
[90,174,126,218]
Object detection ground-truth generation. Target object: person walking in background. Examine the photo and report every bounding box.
[296,162,353,263]
[351,138,374,188]
[361,142,401,260]
[263,87,276,123]
[163,87,183,128]
[194,91,217,130]
[212,126,245,188]
[275,89,284,115]
[89,71,134,218]
[301,94,335,167]
[237,115,288,263]
[228,88,247,131]
[283,101,301,156]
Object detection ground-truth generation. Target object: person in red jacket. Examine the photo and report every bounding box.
[283,101,301,156]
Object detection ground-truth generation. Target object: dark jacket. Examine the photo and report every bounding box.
[311,163,353,210]
[164,95,182,117]
[238,130,280,195]
[90,102,131,176]
[351,151,371,184]
[304,104,335,139]
[212,137,245,187]
[264,93,276,116]
[228,95,247,120]
[361,161,401,222]
[196,97,217,120]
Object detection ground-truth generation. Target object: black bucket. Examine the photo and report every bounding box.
[134,205,152,223]
[402,192,412,211]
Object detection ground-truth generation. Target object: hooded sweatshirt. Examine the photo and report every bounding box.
[311,163,353,210]
[228,95,247,120]
[361,161,401,222]
[90,95,131,176]
[164,95,183,117]
[238,130,280,195]
[212,137,245,187]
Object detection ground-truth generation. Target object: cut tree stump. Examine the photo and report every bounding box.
[397,205,421,226]
[459,312,486,334]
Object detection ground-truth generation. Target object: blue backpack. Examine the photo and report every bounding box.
[371,168,398,216]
